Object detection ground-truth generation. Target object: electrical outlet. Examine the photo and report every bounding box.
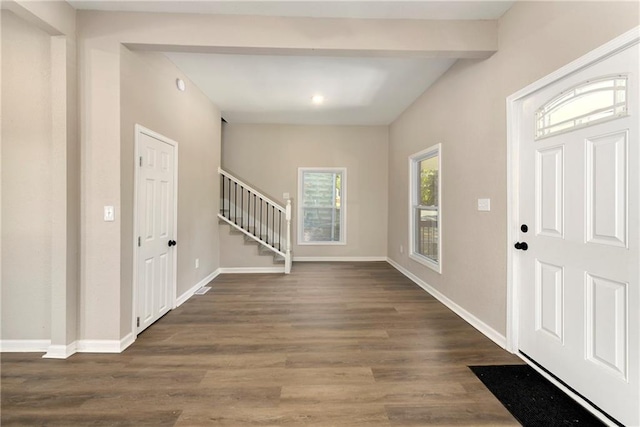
[283,192,290,200]
[195,258,199,269]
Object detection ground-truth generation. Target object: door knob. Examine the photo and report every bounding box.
[168,240,177,247]
[514,242,528,251]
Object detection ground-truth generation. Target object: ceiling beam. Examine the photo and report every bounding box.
[80,11,498,59]
[3,0,75,37]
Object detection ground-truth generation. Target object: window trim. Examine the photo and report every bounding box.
[297,167,347,246]
[408,144,442,273]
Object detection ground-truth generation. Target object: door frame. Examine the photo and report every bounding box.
[132,124,179,337]
[505,27,639,424]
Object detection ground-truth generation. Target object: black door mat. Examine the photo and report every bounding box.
[469,364,607,427]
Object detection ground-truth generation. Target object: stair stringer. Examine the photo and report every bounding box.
[219,220,287,269]
[218,213,285,258]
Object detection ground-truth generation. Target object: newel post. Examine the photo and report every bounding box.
[285,199,292,274]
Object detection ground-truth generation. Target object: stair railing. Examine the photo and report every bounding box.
[219,168,292,273]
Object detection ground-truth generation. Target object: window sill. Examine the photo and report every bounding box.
[297,241,347,246]
[409,253,441,274]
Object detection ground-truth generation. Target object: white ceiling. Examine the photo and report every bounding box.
[71,1,514,125]
[165,53,456,125]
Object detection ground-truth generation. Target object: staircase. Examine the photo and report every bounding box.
[219,168,292,273]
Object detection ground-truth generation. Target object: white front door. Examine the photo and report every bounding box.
[516,42,638,425]
[136,126,177,334]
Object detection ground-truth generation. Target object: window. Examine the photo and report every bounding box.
[409,144,441,272]
[298,168,346,245]
[535,76,628,140]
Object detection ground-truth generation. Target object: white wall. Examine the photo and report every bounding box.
[1,10,53,340]
[387,1,639,336]
[120,49,221,336]
[222,124,388,264]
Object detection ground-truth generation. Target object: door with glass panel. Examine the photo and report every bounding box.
[516,43,638,426]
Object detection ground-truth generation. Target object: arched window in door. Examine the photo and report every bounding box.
[535,76,628,140]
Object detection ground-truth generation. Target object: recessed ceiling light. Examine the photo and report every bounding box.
[176,78,186,92]
[311,94,324,105]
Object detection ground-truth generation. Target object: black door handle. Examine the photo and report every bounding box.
[514,242,528,251]
[168,240,177,247]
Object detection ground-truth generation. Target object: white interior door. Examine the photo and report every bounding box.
[516,43,638,426]
[136,127,177,334]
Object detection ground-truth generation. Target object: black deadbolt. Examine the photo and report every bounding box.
[521,224,528,233]
[168,240,177,247]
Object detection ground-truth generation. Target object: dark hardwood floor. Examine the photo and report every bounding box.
[1,262,522,426]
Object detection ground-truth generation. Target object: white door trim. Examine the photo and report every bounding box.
[132,124,179,337]
[506,26,639,354]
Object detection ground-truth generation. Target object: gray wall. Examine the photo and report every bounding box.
[1,11,53,340]
[387,1,640,336]
[75,7,495,341]
[120,49,222,336]
[3,0,637,349]
[221,123,388,264]
[1,2,79,350]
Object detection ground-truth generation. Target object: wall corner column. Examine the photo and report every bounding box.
[78,30,123,343]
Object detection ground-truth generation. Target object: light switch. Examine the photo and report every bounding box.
[477,198,491,212]
[104,206,115,221]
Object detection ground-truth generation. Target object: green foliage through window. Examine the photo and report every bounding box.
[421,169,438,206]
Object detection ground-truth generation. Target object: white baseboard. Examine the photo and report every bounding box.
[76,332,135,354]
[76,340,119,353]
[293,256,387,262]
[219,267,285,274]
[0,339,50,352]
[119,332,135,352]
[386,257,506,349]
[176,269,221,307]
[2,333,135,357]
[43,342,78,359]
